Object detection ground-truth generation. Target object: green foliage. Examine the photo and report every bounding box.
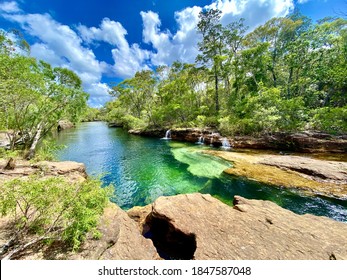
[0,32,88,155]
[310,107,347,134]
[31,138,65,162]
[104,14,347,136]
[81,106,103,122]
[0,176,112,251]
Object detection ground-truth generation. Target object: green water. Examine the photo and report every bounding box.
[55,122,347,222]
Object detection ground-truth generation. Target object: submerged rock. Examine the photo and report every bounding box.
[130,193,347,260]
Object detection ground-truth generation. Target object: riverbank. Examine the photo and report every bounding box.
[1,157,346,260]
[129,128,347,154]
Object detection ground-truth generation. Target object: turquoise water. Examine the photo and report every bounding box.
[55,122,347,222]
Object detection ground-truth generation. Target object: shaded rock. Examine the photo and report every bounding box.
[133,193,347,260]
[57,120,74,131]
[129,128,347,153]
[70,203,159,260]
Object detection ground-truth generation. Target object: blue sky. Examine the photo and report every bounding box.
[0,0,346,106]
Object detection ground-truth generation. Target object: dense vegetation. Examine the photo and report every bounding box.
[0,32,110,259]
[105,11,347,135]
[0,31,88,158]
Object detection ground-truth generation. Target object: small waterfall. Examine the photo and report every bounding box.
[196,136,204,145]
[161,129,171,140]
[221,137,231,150]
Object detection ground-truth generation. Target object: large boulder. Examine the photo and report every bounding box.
[131,193,347,260]
[57,120,74,131]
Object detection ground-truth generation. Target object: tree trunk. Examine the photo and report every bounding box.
[25,123,42,160]
[214,65,219,112]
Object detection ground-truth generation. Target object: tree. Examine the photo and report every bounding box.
[0,34,88,157]
[196,9,224,113]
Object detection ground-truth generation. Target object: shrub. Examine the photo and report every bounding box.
[310,106,347,134]
[0,176,112,258]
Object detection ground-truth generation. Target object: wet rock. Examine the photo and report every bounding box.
[133,193,347,260]
[129,128,347,153]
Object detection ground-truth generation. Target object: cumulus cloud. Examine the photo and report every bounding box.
[78,18,151,79]
[1,9,111,106]
[0,0,296,106]
[202,0,294,30]
[138,1,294,66]
[0,1,21,13]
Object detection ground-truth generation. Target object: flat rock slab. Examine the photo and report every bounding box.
[259,155,347,183]
[142,193,347,260]
[204,150,347,198]
[0,160,87,183]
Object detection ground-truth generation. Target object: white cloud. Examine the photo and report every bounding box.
[0,1,21,13]
[138,1,294,66]
[78,18,151,78]
[211,0,294,29]
[0,0,296,106]
[297,0,310,3]
[84,82,112,106]
[2,11,111,106]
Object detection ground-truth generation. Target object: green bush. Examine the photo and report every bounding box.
[0,176,112,255]
[310,106,347,134]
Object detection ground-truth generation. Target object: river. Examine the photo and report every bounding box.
[55,122,347,222]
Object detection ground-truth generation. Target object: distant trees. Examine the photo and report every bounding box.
[105,11,347,135]
[0,31,88,157]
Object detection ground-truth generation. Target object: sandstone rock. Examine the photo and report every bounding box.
[0,132,10,148]
[259,155,347,183]
[57,120,74,131]
[0,160,87,183]
[134,193,347,260]
[204,150,347,198]
[70,203,159,260]
[129,128,347,153]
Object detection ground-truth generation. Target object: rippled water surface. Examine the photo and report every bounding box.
[55,122,347,221]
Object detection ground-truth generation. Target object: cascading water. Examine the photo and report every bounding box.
[221,137,231,150]
[161,129,171,140]
[196,136,204,145]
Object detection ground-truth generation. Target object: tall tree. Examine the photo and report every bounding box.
[196,9,224,113]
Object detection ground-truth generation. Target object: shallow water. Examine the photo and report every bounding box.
[55,122,347,222]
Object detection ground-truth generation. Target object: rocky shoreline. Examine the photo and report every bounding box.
[204,150,347,199]
[1,160,346,260]
[129,128,347,154]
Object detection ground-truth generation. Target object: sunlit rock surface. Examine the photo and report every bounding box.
[204,150,347,199]
[70,203,159,260]
[130,193,347,260]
